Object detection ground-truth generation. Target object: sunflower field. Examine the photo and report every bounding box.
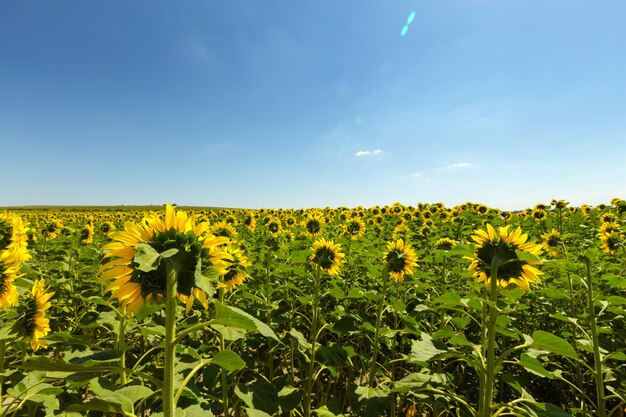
[0,200,625,417]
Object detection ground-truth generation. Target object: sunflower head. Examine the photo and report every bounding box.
[99,205,230,316]
[434,237,456,251]
[14,279,54,351]
[467,224,543,291]
[0,253,21,309]
[303,213,324,238]
[0,212,30,263]
[345,218,366,240]
[541,229,561,257]
[310,238,345,276]
[384,239,418,282]
[599,230,622,254]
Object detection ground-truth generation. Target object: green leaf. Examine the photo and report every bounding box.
[235,380,279,415]
[409,334,449,363]
[348,385,391,417]
[195,261,218,298]
[210,350,246,372]
[133,243,162,272]
[313,406,346,417]
[278,385,302,411]
[213,301,279,341]
[531,331,578,359]
[518,353,556,379]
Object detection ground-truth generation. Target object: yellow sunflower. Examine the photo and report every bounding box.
[434,237,456,251]
[210,220,239,241]
[383,239,418,282]
[217,246,252,292]
[15,279,55,351]
[467,224,543,291]
[0,252,21,308]
[310,238,345,277]
[80,223,94,244]
[599,230,622,254]
[541,229,561,257]
[0,212,30,263]
[302,212,324,238]
[99,205,231,316]
[344,218,366,240]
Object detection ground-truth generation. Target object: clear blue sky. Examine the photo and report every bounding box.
[2,1,626,210]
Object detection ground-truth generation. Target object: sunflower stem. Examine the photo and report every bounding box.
[117,305,128,385]
[219,288,230,416]
[582,257,606,417]
[0,339,6,417]
[304,266,322,417]
[163,261,179,417]
[368,266,390,387]
[479,265,499,417]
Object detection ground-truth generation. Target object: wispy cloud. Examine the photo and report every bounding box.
[443,162,475,169]
[355,149,382,157]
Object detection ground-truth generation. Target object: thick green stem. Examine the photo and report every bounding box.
[163,262,178,417]
[368,267,390,387]
[479,266,499,417]
[117,306,128,385]
[583,259,606,417]
[219,289,229,416]
[0,340,6,417]
[304,267,322,417]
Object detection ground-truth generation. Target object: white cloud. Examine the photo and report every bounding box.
[356,149,382,157]
[411,172,423,177]
[443,162,475,169]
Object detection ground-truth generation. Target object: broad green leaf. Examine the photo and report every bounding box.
[213,301,279,341]
[210,350,246,372]
[348,385,391,417]
[133,243,162,272]
[518,353,556,379]
[531,331,578,359]
[235,380,279,415]
[409,334,449,363]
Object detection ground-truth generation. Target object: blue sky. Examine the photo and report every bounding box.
[2,1,626,210]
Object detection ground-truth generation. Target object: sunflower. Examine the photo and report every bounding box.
[531,208,547,222]
[265,217,282,237]
[99,205,231,316]
[434,237,456,251]
[80,223,94,244]
[217,246,252,292]
[467,224,543,291]
[0,252,21,308]
[310,238,345,277]
[0,212,30,263]
[14,279,54,351]
[210,220,239,241]
[599,230,622,254]
[302,212,324,238]
[384,239,418,282]
[242,212,256,232]
[541,229,561,257]
[344,218,366,240]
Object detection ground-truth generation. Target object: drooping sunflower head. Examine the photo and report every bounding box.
[217,245,252,293]
[80,223,94,244]
[0,212,30,263]
[541,229,562,257]
[210,220,239,241]
[99,205,230,316]
[467,224,543,291]
[14,279,54,351]
[344,218,366,240]
[434,237,456,251]
[242,212,257,232]
[310,238,345,276]
[599,230,623,254]
[383,239,418,282]
[0,253,21,309]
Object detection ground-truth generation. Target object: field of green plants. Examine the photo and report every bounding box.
[0,200,625,417]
